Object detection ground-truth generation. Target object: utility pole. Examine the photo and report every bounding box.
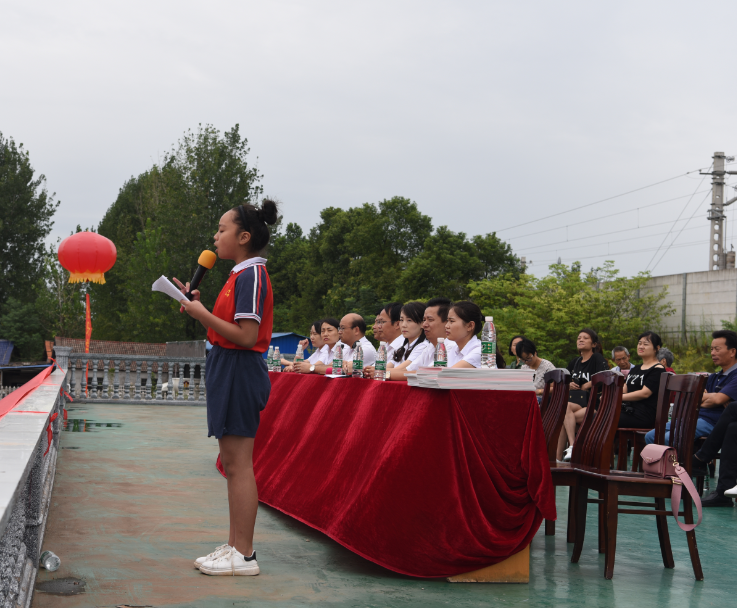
[701,152,737,270]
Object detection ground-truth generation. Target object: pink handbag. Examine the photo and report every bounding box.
[641,444,702,531]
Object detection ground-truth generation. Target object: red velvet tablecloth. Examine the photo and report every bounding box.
[253,373,556,578]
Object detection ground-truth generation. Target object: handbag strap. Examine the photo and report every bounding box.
[670,464,703,532]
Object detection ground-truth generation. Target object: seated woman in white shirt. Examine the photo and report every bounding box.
[304,317,342,375]
[365,301,432,381]
[445,301,484,368]
[285,320,322,372]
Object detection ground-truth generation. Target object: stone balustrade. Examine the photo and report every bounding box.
[0,369,66,608]
[66,352,207,405]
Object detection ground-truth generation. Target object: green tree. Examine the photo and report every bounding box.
[394,228,521,301]
[0,132,59,308]
[94,124,263,340]
[267,197,435,330]
[117,221,180,342]
[469,262,675,367]
[267,223,313,331]
[34,245,87,341]
[0,298,44,360]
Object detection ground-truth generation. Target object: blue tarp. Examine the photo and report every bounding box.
[0,364,51,371]
[206,332,308,359]
[266,332,307,358]
[0,340,14,365]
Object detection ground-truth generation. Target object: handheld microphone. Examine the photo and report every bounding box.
[186,250,217,300]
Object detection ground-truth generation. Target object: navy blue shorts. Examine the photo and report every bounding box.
[206,346,271,439]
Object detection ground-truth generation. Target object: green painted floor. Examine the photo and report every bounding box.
[33,403,737,608]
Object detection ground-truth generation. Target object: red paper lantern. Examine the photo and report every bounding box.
[57,232,117,284]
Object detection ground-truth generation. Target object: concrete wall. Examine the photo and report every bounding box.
[641,268,737,340]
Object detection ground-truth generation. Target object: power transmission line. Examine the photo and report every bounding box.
[650,190,713,272]
[519,217,700,254]
[504,190,709,241]
[496,169,707,234]
[645,167,711,271]
[533,238,704,266]
[520,221,704,257]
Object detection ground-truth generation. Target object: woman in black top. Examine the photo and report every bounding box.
[557,328,610,460]
[619,331,666,428]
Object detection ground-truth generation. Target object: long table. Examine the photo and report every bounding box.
[253,373,556,578]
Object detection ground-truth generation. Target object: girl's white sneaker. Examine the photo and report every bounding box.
[194,544,230,569]
[725,484,737,497]
[199,547,260,576]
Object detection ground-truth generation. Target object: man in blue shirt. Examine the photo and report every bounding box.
[644,329,737,449]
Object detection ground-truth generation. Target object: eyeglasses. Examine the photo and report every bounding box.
[374,320,386,326]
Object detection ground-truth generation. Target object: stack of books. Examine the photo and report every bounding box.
[406,367,536,391]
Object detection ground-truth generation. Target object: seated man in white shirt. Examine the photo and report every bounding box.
[373,302,404,361]
[407,297,453,372]
[301,317,342,374]
[339,313,377,374]
[445,301,483,368]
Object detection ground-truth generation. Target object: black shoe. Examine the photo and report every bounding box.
[691,455,708,477]
[701,491,734,507]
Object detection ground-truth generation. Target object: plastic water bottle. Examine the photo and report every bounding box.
[332,344,344,375]
[266,346,274,371]
[434,338,447,367]
[481,316,497,369]
[273,346,282,372]
[294,344,304,368]
[374,342,387,381]
[352,344,364,378]
[40,550,60,572]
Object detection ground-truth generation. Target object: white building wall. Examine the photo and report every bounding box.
[641,269,737,339]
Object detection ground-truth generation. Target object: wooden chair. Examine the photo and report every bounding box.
[541,369,572,461]
[615,429,647,471]
[549,370,618,545]
[615,373,674,472]
[540,369,572,536]
[570,372,707,580]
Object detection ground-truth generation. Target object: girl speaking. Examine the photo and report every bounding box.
[177,199,278,576]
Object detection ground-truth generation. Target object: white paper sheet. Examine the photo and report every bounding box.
[152,275,186,304]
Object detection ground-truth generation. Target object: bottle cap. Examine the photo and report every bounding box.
[437,337,445,343]
[485,316,493,321]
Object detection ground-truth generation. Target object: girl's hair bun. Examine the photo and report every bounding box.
[231,198,280,253]
[259,198,279,226]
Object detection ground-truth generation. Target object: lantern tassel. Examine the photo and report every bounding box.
[68,272,107,284]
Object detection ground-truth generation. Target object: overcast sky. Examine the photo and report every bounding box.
[4,0,737,278]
